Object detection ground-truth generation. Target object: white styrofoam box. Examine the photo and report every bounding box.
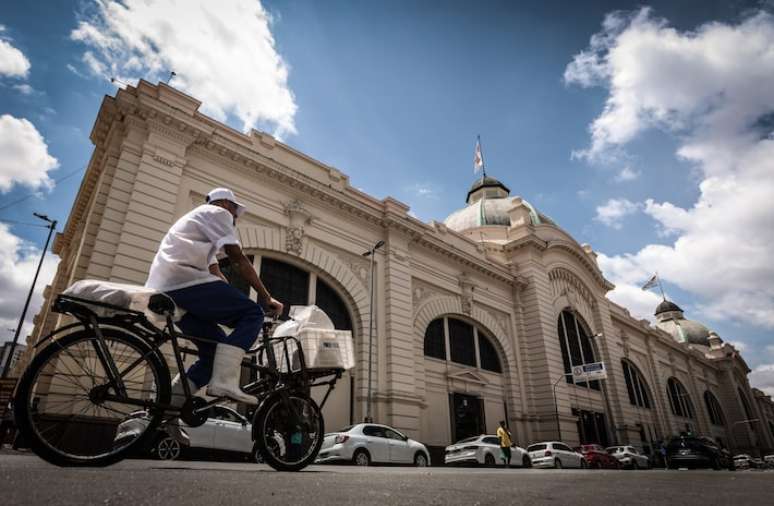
[273,328,354,372]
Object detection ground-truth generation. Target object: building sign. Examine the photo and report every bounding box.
[572,362,607,382]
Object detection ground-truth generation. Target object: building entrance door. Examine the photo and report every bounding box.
[574,409,609,447]
[450,393,485,443]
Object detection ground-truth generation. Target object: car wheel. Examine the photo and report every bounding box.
[580,459,588,469]
[554,458,563,469]
[155,436,182,461]
[353,449,371,467]
[591,461,601,470]
[522,455,531,468]
[414,452,429,467]
[631,460,639,470]
[484,453,496,467]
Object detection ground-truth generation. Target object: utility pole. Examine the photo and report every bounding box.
[363,240,384,423]
[1,213,56,379]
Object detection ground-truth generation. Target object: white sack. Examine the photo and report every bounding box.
[272,305,334,337]
[62,279,185,326]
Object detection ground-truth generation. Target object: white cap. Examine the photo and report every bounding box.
[206,188,246,217]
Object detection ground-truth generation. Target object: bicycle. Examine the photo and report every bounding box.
[13,290,345,471]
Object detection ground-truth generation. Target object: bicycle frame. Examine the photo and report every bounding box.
[45,294,342,417]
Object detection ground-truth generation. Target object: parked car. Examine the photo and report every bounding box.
[576,444,621,469]
[665,436,732,470]
[526,442,587,469]
[115,405,258,462]
[444,435,531,467]
[763,454,774,468]
[733,454,752,469]
[316,423,431,467]
[606,445,650,469]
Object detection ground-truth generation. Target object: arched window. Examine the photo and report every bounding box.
[667,377,695,419]
[316,278,352,331]
[260,257,310,320]
[423,316,503,373]
[557,310,599,390]
[621,359,651,409]
[704,391,725,426]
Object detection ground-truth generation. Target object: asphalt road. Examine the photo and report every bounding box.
[1,452,773,505]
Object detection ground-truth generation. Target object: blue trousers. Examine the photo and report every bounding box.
[166,281,264,388]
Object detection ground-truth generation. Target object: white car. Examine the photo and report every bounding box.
[444,435,531,467]
[605,446,650,469]
[115,405,257,461]
[316,423,431,466]
[527,441,587,469]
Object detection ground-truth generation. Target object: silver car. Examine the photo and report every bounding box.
[316,423,431,466]
[444,435,531,467]
[606,446,650,469]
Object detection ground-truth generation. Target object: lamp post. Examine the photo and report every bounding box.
[1,213,57,379]
[363,240,384,423]
[552,372,574,441]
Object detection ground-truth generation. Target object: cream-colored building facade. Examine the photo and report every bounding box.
[22,81,774,458]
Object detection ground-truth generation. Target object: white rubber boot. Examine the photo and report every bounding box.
[164,374,197,445]
[206,343,258,405]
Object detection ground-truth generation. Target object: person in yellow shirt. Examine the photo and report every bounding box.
[496,420,513,468]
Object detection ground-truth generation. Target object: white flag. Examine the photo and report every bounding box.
[473,139,484,173]
[641,274,659,291]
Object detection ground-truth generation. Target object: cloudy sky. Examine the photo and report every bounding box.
[0,0,772,393]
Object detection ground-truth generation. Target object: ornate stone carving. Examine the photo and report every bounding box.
[458,273,476,315]
[283,200,312,256]
[152,154,175,167]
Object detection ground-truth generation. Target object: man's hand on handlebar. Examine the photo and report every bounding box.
[265,297,284,317]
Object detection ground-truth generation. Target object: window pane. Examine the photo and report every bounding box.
[449,318,476,367]
[424,319,446,360]
[259,257,310,320]
[315,278,352,330]
[478,334,502,373]
[218,255,254,296]
[557,316,572,376]
[622,361,637,406]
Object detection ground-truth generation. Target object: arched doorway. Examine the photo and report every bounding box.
[422,315,507,445]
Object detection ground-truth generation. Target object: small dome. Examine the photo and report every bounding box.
[654,299,712,346]
[655,300,683,315]
[466,176,510,203]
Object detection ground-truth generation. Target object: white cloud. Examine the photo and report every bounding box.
[0,29,30,78]
[728,340,747,352]
[70,0,297,137]
[603,279,663,322]
[0,224,59,343]
[406,182,439,199]
[749,363,774,397]
[615,166,640,182]
[568,9,774,329]
[12,83,34,95]
[594,198,640,229]
[0,114,58,192]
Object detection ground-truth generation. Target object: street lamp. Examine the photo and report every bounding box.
[1,213,57,379]
[362,239,384,423]
[552,372,574,441]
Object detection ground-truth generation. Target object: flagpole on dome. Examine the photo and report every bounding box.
[656,272,666,301]
[477,134,487,178]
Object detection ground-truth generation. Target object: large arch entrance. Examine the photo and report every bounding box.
[422,314,508,446]
[221,252,357,431]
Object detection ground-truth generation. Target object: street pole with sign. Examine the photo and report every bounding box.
[363,240,384,423]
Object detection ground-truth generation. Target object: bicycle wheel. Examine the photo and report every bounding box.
[254,393,324,472]
[14,328,170,467]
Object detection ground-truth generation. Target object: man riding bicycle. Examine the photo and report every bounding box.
[145,188,283,412]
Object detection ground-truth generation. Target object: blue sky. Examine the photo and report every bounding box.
[1,1,772,392]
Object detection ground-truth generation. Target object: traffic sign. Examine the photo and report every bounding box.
[572,362,607,382]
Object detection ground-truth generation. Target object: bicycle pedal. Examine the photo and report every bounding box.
[179,396,209,427]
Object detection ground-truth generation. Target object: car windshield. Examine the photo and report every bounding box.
[606,447,622,454]
[456,436,480,444]
[527,444,547,452]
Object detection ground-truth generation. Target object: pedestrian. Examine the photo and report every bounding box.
[659,442,668,469]
[496,420,512,468]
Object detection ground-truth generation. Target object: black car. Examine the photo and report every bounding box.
[665,436,734,470]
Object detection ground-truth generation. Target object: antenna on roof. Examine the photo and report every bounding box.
[166,71,176,84]
[110,77,128,87]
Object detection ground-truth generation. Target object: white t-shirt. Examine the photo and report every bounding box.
[145,205,240,292]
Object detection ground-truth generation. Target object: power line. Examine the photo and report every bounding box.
[0,219,51,229]
[0,167,85,212]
